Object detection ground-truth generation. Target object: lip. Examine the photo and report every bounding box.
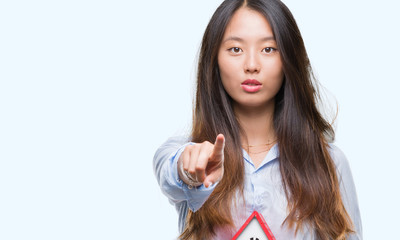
[241,79,262,93]
[242,79,261,85]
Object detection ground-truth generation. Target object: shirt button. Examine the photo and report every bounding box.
[257,196,263,205]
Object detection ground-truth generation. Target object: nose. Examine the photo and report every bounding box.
[244,52,260,73]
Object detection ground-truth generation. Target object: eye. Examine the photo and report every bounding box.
[262,47,277,54]
[228,47,242,54]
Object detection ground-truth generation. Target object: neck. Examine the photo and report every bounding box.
[233,101,277,147]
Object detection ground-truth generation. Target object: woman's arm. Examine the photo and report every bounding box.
[153,136,218,212]
[329,144,363,240]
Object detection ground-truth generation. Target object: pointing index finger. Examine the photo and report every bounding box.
[212,134,225,158]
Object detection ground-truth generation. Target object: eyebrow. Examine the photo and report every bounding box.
[222,36,276,44]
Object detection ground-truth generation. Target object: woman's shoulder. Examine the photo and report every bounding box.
[327,143,352,175]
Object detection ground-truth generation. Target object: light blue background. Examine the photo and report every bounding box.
[1,0,399,239]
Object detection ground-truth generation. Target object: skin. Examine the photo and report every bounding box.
[218,7,284,112]
[178,7,284,186]
[178,134,225,188]
[218,7,284,167]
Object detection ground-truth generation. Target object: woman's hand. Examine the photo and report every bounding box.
[178,134,225,188]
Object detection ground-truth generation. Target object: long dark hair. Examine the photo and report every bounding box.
[181,0,354,239]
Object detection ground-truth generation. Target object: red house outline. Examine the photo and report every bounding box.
[231,211,276,240]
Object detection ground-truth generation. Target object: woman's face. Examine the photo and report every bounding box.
[218,7,284,110]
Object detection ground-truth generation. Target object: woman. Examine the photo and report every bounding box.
[153,0,362,239]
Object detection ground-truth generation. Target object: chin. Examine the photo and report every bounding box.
[234,100,274,109]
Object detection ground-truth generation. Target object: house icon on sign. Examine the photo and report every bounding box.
[231,211,276,240]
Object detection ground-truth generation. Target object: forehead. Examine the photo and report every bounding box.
[222,7,274,41]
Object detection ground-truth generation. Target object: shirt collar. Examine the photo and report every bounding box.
[242,143,280,170]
